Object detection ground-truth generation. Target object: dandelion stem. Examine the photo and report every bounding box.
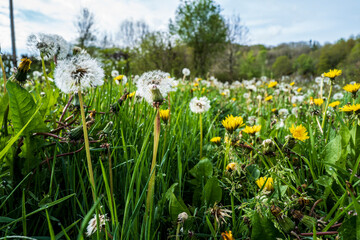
[0,54,7,93]
[78,89,97,202]
[146,108,161,216]
[200,113,203,159]
[175,223,181,240]
[40,53,51,90]
[321,82,333,129]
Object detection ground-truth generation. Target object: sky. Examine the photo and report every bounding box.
[0,0,359,55]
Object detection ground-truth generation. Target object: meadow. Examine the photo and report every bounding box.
[0,34,360,240]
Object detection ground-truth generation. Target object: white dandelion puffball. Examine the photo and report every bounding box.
[189,96,210,114]
[54,53,104,93]
[111,70,119,78]
[333,92,344,100]
[27,33,69,60]
[136,70,172,105]
[243,93,250,99]
[278,108,289,118]
[182,68,190,76]
[86,214,109,237]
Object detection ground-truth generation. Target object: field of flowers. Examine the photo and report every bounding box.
[0,33,360,239]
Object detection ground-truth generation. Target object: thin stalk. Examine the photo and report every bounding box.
[199,113,203,159]
[40,53,51,90]
[78,89,97,202]
[0,54,7,93]
[146,108,161,216]
[175,223,181,240]
[108,144,114,209]
[321,83,333,129]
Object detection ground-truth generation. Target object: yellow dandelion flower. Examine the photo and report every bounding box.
[221,230,235,240]
[221,92,226,96]
[343,83,360,93]
[210,137,221,144]
[297,88,302,92]
[159,109,170,123]
[314,98,324,106]
[271,108,277,112]
[194,83,199,87]
[290,124,309,142]
[323,69,342,79]
[231,98,236,101]
[242,125,262,135]
[290,82,295,86]
[292,103,297,107]
[265,96,273,102]
[15,58,32,82]
[256,177,274,191]
[340,104,360,113]
[114,75,124,81]
[268,81,278,88]
[329,101,340,108]
[127,91,136,98]
[222,115,244,134]
[226,162,237,171]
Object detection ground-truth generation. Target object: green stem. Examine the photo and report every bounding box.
[78,89,97,202]
[146,108,161,216]
[321,82,333,129]
[175,223,181,240]
[41,53,51,90]
[0,54,7,93]
[200,113,203,159]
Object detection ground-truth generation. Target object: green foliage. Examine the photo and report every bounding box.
[251,212,282,240]
[294,53,315,76]
[170,0,227,75]
[272,55,293,77]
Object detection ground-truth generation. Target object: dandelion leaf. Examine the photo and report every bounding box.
[189,158,213,181]
[0,92,8,128]
[251,212,282,240]
[201,177,222,206]
[6,81,48,135]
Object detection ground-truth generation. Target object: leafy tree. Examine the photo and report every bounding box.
[170,0,227,76]
[272,55,293,77]
[75,8,97,48]
[294,53,315,76]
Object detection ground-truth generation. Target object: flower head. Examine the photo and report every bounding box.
[111,70,119,78]
[27,33,69,60]
[290,82,295,86]
[177,212,188,224]
[15,58,32,82]
[329,101,340,108]
[189,96,210,114]
[226,162,237,171]
[222,115,244,134]
[313,98,324,106]
[343,83,360,94]
[136,70,172,105]
[265,95,273,102]
[242,125,261,135]
[54,52,104,93]
[290,124,309,142]
[114,75,127,85]
[182,68,190,76]
[210,137,221,144]
[268,81,278,88]
[340,104,360,113]
[323,69,342,79]
[256,177,274,191]
[128,91,136,99]
[221,231,235,240]
[159,109,170,123]
[86,214,109,237]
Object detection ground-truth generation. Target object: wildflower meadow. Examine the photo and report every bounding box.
[1,0,360,239]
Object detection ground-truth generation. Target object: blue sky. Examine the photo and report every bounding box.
[0,0,359,55]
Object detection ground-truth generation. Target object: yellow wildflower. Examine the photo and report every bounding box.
[221,231,235,240]
[127,91,136,98]
[290,82,295,86]
[265,96,273,102]
[15,58,32,82]
[268,81,278,88]
[290,124,309,142]
[314,98,324,106]
[256,177,274,191]
[292,103,297,107]
[194,83,199,87]
[329,101,340,108]
[231,98,236,101]
[210,137,221,144]
[242,125,262,135]
[343,83,360,94]
[323,69,342,79]
[297,88,302,92]
[271,108,277,112]
[159,109,170,124]
[340,104,360,113]
[114,75,124,81]
[222,115,244,134]
[226,162,237,172]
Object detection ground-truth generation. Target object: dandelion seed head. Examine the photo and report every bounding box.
[189,96,210,114]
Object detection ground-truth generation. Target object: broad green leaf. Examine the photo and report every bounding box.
[251,211,282,240]
[323,135,341,174]
[189,158,213,180]
[201,177,222,206]
[0,92,8,127]
[6,81,48,135]
[349,124,360,158]
[246,164,260,181]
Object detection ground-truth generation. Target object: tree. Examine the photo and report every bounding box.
[294,53,315,76]
[117,19,150,48]
[75,8,97,48]
[170,0,227,76]
[272,55,293,77]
